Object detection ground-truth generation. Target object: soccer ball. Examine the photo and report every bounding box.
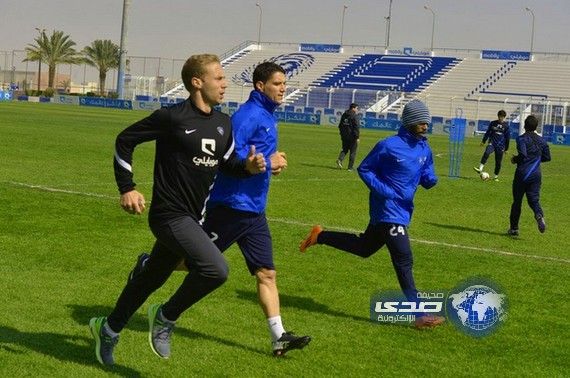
[480,172,490,181]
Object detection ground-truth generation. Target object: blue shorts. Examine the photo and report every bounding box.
[202,206,274,275]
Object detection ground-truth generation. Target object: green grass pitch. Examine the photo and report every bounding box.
[1,101,569,377]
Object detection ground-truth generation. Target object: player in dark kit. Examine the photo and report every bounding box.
[507,115,551,236]
[473,109,510,181]
[89,54,266,366]
[336,103,360,171]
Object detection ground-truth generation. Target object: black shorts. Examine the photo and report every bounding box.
[202,206,275,275]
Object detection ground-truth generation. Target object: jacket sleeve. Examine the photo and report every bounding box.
[420,150,438,189]
[218,128,251,178]
[482,124,492,144]
[504,125,511,151]
[541,140,551,162]
[114,108,169,194]
[357,141,398,200]
[352,114,360,139]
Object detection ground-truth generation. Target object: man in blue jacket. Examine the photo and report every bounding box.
[130,62,310,356]
[299,99,445,329]
[507,115,551,236]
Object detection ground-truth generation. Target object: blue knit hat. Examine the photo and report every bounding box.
[402,99,431,128]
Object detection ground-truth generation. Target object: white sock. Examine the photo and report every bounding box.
[479,164,484,171]
[104,322,119,337]
[267,316,285,342]
[494,175,498,179]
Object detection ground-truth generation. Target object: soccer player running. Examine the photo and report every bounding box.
[473,109,510,181]
[507,115,551,236]
[89,54,267,366]
[336,103,360,171]
[131,62,310,356]
[299,99,445,329]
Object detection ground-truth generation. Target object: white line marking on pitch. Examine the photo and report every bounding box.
[4,180,568,265]
[268,217,570,265]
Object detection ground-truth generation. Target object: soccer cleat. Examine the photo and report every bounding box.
[347,168,355,172]
[299,225,323,252]
[272,332,311,356]
[89,317,119,365]
[148,304,176,358]
[507,229,519,236]
[535,214,546,233]
[493,178,500,182]
[473,167,482,174]
[128,252,150,282]
[414,314,446,329]
[336,159,343,169]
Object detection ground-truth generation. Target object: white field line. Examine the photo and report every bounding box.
[4,180,569,265]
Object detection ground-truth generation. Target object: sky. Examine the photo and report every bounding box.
[1,0,569,81]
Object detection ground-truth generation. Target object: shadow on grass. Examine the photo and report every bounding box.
[235,290,373,324]
[424,222,509,236]
[68,304,267,357]
[0,325,142,376]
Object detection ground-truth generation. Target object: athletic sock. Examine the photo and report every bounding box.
[267,316,286,342]
[103,322,120,337]
[479,164,484,171]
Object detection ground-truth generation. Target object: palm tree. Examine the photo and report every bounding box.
[24,30,80,89]
[82,40,120,96]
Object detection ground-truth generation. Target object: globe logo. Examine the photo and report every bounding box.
[447,280,508,338]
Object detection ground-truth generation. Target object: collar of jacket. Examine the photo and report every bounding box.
[248,89,280,114]
[398,126,427,145]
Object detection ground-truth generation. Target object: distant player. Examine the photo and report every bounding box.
[299,99,445,329]
[473,110,510,181]
[507,115,551,236]
[336,103,360,171]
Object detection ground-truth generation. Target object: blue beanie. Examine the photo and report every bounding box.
[402,99,431,128]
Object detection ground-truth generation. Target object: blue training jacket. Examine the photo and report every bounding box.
[513,132,551,181]
[207,90,279,213]
[358,126,437,227]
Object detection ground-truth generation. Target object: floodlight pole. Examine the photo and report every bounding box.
[340,5,348,46]
[34,27,45,92]
[525,6,535,61]
[423,5,435,56]
[385,0,393,50]
[117,0,130,99]
[256,3,263,49]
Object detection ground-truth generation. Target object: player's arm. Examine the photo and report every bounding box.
[541,141,552,163]
[357,142,398,200]
[114,108,169,214]
[511,137,527,164]
[481,124,492,145]
[420,150,438,189]
[504,125,511,153]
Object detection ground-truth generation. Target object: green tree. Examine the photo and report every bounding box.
[24,30,80,89]
[82,40,120,96]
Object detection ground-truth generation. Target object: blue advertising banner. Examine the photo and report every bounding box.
[362,118,400,131]
[482,50,530,61]
[0,91,13,101]
[79,97,132,109]
[300,43,341,53]
[552,132,570,145]
[275,112,320,125]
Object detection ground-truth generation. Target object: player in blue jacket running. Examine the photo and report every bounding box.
[300,99,445,329]
[507,115,551,236]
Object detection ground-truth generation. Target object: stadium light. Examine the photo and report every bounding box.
[256,3,263,49]
[34,27,45,92]
[423,5,435,56]
[525,6,535,59]
[340,5,348,46]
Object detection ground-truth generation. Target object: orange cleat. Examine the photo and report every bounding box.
[299,225,323,252]
[414,314,446,329]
